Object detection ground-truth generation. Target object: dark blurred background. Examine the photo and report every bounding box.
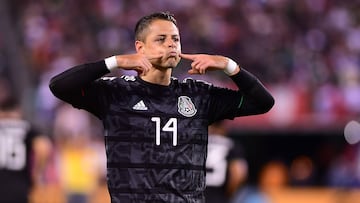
[1,0,360,202]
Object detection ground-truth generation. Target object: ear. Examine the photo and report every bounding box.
[135,40,145,53]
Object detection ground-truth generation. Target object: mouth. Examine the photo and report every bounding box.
[167,51,178,58]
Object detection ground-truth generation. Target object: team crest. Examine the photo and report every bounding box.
[178,96,197,117]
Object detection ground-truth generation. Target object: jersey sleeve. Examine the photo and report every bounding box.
[49,60,113,118]
[207,86,243,124]
[207,68,274,124]
[72,78,115,118]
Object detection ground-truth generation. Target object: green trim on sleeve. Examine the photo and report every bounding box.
[238,96,244,108]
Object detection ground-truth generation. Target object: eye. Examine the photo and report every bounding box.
[173,37,180,42]
[156,37,165,42]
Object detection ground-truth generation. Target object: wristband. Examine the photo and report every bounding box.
[224,58,238,75]
[105,56,118,71]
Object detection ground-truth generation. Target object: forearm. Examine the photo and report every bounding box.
[230,68,274,114]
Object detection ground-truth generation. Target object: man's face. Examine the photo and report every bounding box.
[136,19,181,69]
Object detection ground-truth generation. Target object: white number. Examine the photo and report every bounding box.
[151,117,178,146]
[0,128,26,170]
[151,117,161,145]
[206,144,229,186]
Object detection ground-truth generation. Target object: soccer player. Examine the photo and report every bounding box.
[49,12,274,203]
[0,96,52,203]
[205,121,248,203]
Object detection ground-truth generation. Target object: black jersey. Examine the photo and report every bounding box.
[74,75,242,202]
[0,119,38,203]
[49,60,274,203]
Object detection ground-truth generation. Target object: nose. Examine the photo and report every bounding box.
[166,38,176,48]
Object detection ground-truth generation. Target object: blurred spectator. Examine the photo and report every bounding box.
[52,104,105,203]
[205,121,248,203]
[327,143,360,187]
[0,95,52,203]
[258,160,289,191]
[289,155,316,186]
[232,160,288,203]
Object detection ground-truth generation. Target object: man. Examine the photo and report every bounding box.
[205,121,248,203]
[0,96,52,203]
[49,12,274,203]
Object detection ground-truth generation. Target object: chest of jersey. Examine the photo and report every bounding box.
[103,79,210,162]
[104,79,210,142]
[97,77,212,201]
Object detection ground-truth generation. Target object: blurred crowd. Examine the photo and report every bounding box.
[1,0,360,129]
[1,0,360,202]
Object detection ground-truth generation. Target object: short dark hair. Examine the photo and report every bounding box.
[134,11,177,42]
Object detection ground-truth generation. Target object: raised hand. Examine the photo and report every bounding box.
[180,53,229,75]
[116,53,163,75]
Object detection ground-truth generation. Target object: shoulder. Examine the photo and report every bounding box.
[98,75,136,82]
[178,77,213,89]
[97,75,137,87]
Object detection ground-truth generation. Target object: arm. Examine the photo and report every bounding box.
[49,53,163,100]
[49,54,162,115]
[49,60,112,118]
[49,60,110,104]
[49,61,110,100]
[180,53,274,117]
[230,68,274,116]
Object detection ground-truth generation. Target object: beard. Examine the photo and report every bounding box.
[165,56,180,68]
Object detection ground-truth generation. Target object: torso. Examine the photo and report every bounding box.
[101,76,212,202]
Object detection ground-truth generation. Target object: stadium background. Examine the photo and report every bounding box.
[1,0,360,202]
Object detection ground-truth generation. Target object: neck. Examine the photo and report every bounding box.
[140,68,172,86]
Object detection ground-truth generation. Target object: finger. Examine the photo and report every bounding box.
[134,60,150,75]
[139,66,150,76]
[180,53,196,61]
[134,66,144,76]
[193,61,206,74]
[142,59,152,70]
[188,69,200,75]
[198,66,206,74]
[135,69,143,75]
[198,61,210,74]
[191,60,201,70]
[141,61,151,74]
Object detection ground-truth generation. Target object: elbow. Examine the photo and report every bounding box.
[48,77,58,96]
[48,76,65,98]
[261,95,275,114]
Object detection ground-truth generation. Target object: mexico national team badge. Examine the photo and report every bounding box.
[178,96,197,117]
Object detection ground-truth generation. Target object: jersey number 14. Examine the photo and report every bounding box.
[151,117,178,146]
